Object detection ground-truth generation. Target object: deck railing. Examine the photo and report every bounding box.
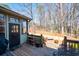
[62,36,79,55]
[27,34,45,47]
[63,36,79,49]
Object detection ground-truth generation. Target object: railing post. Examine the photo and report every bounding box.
[69,42,70,50]
[63,36,67,54]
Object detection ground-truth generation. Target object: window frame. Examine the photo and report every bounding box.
[21,19,27,34]
[9,16,19,23]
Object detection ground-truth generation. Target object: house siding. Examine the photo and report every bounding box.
[20,34,27,44]
[0,6,31,50]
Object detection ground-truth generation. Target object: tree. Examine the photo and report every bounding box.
[36,4,45,28]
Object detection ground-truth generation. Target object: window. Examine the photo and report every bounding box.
[0,13,5,33]
[15,25,18,32]
[0,14,4,20]
[22,20,27,34]
[11,25,19,33]
[9,17,19,23]
[11,25,15,33]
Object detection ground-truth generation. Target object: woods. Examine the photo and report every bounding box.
[2,3,79,38]
[17,3,79,38]
[29,3,79,38]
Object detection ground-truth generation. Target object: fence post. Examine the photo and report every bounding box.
[41,34,45,47]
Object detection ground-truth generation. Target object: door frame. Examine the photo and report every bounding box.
[9,23,20,50]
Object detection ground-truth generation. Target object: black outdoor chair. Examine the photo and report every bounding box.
[0,33,8,55]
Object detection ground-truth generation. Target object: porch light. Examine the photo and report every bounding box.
[28,20,30,22]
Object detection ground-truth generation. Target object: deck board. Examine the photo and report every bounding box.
[1,42,58,56]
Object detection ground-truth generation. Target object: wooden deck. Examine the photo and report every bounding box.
[1,39,79,56]
[1,42,58,56]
